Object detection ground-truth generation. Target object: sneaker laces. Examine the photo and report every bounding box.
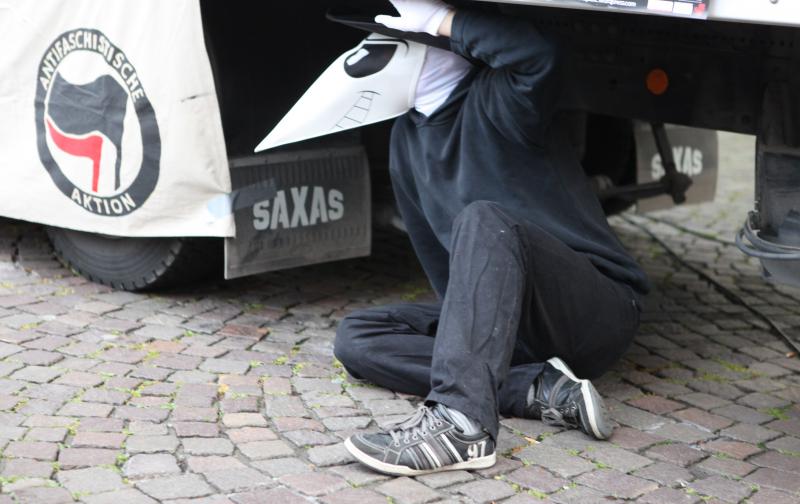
[541,405,580,429]
[539,375,580,429]
[385,406,442,446]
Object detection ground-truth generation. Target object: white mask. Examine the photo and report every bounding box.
[414,46,473,117]
[256,35,428,152]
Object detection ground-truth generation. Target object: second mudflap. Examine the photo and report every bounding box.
[225,146,371,279]
[635,122,719,213]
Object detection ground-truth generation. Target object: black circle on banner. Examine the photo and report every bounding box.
[34,28,160,217]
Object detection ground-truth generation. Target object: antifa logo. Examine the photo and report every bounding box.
[34,29,161,217]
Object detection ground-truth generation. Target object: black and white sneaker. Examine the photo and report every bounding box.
[525,357,613,440]
[345,404,496,476]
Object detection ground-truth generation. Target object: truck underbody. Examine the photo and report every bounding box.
[198,0,800,285]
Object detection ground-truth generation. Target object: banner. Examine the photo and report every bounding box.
[0,0,234,237]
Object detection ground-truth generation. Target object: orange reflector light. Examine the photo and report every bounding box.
[646,69,669,96]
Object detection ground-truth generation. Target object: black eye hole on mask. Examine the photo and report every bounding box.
[344,44,398,78]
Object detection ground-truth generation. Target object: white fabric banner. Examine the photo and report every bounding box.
[0,0,234,237]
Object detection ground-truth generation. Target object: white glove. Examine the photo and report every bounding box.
[375,0,453,37]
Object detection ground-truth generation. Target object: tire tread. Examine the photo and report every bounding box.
[47,227,221,292]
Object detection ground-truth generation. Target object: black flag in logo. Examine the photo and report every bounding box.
[47,73,128,192]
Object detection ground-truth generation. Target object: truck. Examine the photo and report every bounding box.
[1,0,798,290]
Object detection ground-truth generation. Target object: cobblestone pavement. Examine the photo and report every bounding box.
[1,133,800,504]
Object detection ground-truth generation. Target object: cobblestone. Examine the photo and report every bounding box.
[11,365,62,383]
[253,457,314,477]
[306,443,355,466]
[719,422,780,444]
[515,444,596,478]
[231,488,308,504]
[670,407,734,431]
[695,454,756,478]
[549,484,607,503]
[82,489,158,504]
[746,467,800,494]
[221,412,266,428]
[700,439,762,459]
[376,477,440,504]
[58,447,119,468]
[126,434,180,454]
[639,487,700,504]
[182,436,234,455]
[633,461,693,486]
[4,440,59,460]
[689,475,754,502]
[57,467,127,495]
[648,422,715,443]
[123,454,182,479]
[204,467,274,492]
[320,487,387,504]
[237,440,295,460]
[645,443,707,467]
[455,479,516,502]
[71,431,126,449]
[575,469,659,499]
[173,421,220,437]
[584,445,653,473]
[280,471,349,497]
[24,426,67,442]
[746,488,799,504]
[186,455,247,473]
[0,458,54,478]
[135,474,214,500]
[9,486,75,504]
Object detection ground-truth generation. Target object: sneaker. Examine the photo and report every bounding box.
[525,357,613,440]
[345,404,496,476]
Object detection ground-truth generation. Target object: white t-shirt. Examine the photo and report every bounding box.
[414,47,473,117]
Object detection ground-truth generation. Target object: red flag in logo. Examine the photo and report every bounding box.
[47,119,104,193]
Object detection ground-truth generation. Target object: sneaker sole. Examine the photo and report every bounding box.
[344,438,496,476]
[547,357,612,440]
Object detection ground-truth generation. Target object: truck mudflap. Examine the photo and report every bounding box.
[224,146,372,279]
[635,123,718,213]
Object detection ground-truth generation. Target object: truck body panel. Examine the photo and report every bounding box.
[482,0,800,27]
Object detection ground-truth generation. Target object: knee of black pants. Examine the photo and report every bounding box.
[452,201,523,254]
[455,200,505,226]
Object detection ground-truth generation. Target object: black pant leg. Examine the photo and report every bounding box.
[334,303,441,398]
[427,201,532,438]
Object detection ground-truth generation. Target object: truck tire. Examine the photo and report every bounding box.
[46,227,222,291]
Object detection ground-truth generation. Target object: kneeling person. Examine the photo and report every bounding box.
[334,0,648,476]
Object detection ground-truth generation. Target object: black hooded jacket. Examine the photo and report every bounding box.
[389,9,650,299]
